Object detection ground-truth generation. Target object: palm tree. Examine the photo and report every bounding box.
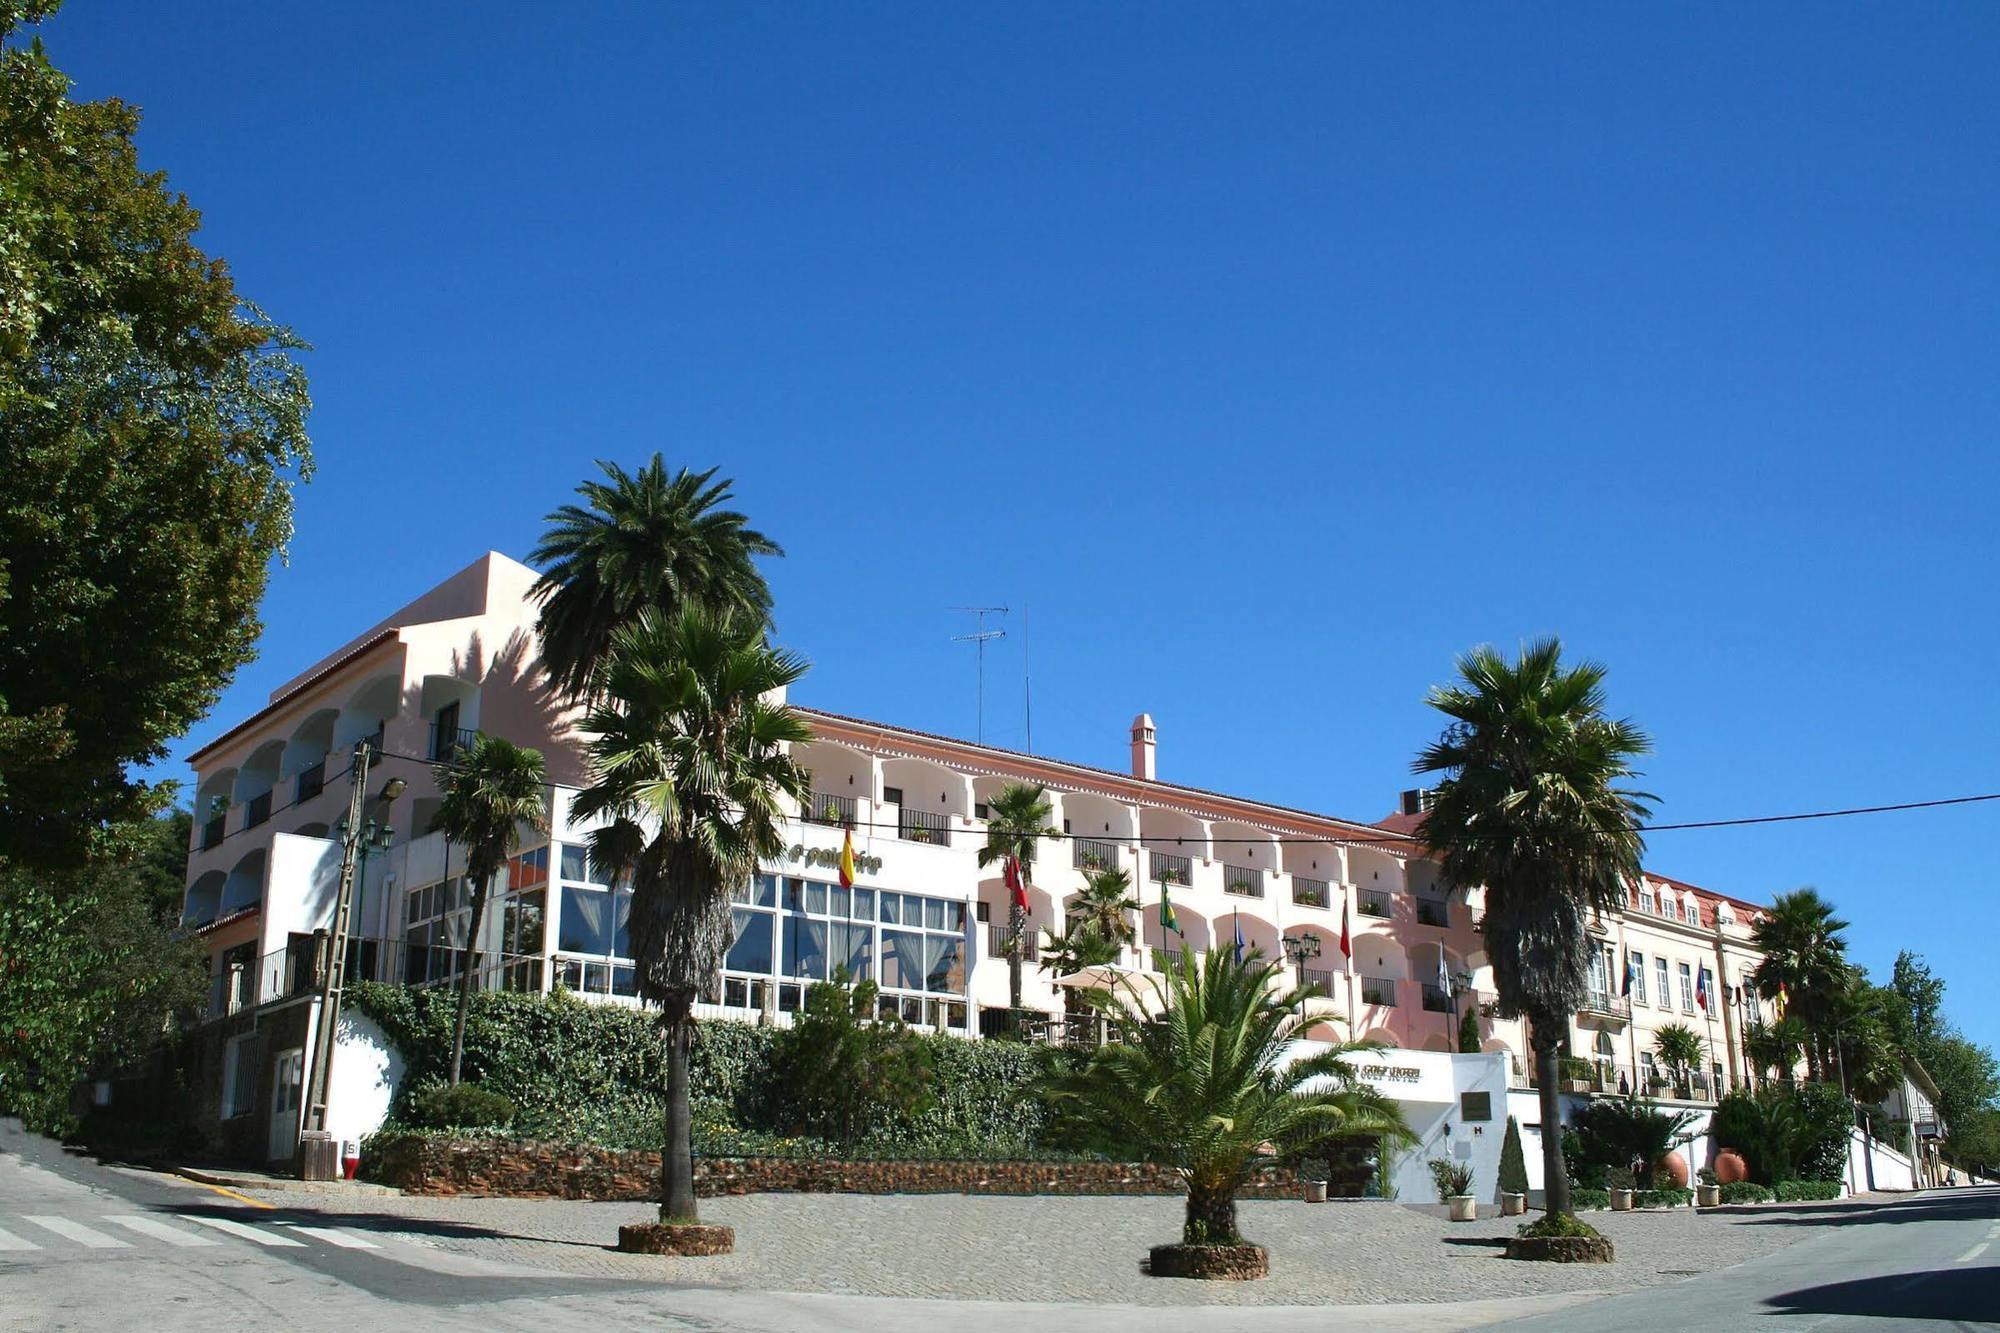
[1067,865,1139,948]
[1745,1016,1808,1086]
[1038,921,1123,1018]
[572,607,811,1230]
[1653,1023,1705,1097]
[531,457,782,701]
[1414,639,1653,1223]
[430,735,549,1086]
[1750,889,1850,1081]
[976,782,1058,1014]
[1049,947,1410,1251]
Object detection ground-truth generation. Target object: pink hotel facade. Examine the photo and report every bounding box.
[179,552,1780,1174]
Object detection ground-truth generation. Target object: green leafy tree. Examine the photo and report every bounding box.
[573,607,810,1225]
[1048,948,1410,1249]
[976,782,1058,1014]
[1745,1016,1808,1085]
[1498,1116,1530,1195]
[1750,889,1850,1081]
[430,736,549,1086]
[1413,639,1653,1223]
[1653,1023,1704,1096]
[530,457,781,702]
[1564,1096,1697,1188]
[0,6,313,869]
[0,811,206,1131]
[768,970,933,1146]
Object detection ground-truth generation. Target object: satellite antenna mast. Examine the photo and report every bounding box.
[950,605,1008,743]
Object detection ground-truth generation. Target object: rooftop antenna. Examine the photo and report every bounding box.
[950,605,1008,744]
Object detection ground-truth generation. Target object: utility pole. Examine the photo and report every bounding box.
[950,605,1007,744]
[297,742,401,1179]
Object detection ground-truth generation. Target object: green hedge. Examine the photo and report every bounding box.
[1719,1182,1775,1204]
[346,983,1075,1158]
[1633,1187,1693,1209]
[1569,1187,1611,1211]
[1776,1179,1843,1202]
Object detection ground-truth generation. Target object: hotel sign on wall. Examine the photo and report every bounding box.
[1354,1064,1423,1084]
[781,843,885,876]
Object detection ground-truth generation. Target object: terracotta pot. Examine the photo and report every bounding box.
[1448,1195,1478,1222]
[1501,1191,1527,1216]
[1610,1188,1635,1211]
[1657,1151,1690,1189]
[1714,1150,1749,1185]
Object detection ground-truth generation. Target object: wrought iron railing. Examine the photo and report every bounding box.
[986,924,1038,960]
[1358,889,1394,918]
[1360,976,1398,1007]
[1421,982,1453,1012]
[1222,865,1264,898]
[430,723,479,762]
[897,806,952,846]
[294,756,326,804]
[1579,991,1633,1020]
[806,791,857,827]
[244,790,272,829]
[1301,966,1338,992]
[1147,850,1192,885]
[201,815,225,851]
[1415,896,1449,927]
[1292,875,1330,908]
[1072,838,1121,871]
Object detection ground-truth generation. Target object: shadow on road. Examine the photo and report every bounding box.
[1766,1268,2000,1322]
[158,1199,631,1253]
[1719,1187,2000,1231]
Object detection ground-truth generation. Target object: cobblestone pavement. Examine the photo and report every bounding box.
[236,1186,1850,1308]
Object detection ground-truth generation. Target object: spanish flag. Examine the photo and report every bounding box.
[838,828,856,890]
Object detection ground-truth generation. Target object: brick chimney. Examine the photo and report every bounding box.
[1130,713,1157,780]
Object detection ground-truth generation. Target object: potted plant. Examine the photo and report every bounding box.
[1695,1166,1721,1208]
[1297,1158,1330,1203]
[1430,1158,1477,1221]
[1606,1165,1636,1211]
[1228,878,1255,897]
[1498,1116,1529,1216]
[1560,1055,1594,1094]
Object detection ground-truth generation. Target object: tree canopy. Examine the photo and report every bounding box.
[0,4,312,869]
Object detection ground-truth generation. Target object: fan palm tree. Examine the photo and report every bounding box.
[976,782,1058,1013]
[1652,1023,1705,1098]
[571,606,811,1228]
[1067,865,1139,948]
[531,457,782,702]
[1414,639,1653,1222]
[430,735,549,1086]
[1038,921,1123,1017]
[1048,947,1411,1249]
[1745,1016,1808,1086]
[1750,889,1850,1081]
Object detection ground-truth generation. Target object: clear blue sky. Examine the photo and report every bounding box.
[43,4,2000,1049]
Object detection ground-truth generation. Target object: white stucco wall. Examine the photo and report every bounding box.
[323,1009,404,1154]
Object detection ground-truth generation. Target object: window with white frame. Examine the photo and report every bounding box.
[1678,961,1696,1011]
[1655,957,1671,1008]
[554,843,634,998]
[1684,899,1700,926]
[1630,951,1649,1005]
[1638,885,1656,914]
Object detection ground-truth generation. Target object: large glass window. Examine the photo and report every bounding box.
[559,885,611,954]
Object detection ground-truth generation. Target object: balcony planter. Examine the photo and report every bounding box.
[1696,1184,1721,1208]
[1610,1188,1635,1211]
[1447,1194,1478,1222]
[1301,1180,1328,1204]
[1501,1190,1527,1216]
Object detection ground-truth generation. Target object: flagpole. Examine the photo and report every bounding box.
[1342,889,1355,1039]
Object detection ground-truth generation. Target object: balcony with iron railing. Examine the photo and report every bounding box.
[985,923,1038,960]
[1359,976,1398,1007]
[1291,875,1331,908]
[1415,896,1450,927]
[244,790,272,829]
[1221,864,1264,898]
[200,813,225,851]
[1147,849,1192,885]
[1421,982,1455,1013]
[293,755,327,805]
[897,806,952,846]
[805,791,857,827]
[1300,966,1338,993]
[429,723,479,763]
[1072,838,1121,872]
[1579,991,1633,1022]
[1357,888,1394,919]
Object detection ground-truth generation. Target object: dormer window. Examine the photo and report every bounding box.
[1639,886,1656,914]
[1684,900,1700,926]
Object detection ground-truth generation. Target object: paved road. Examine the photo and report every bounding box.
[1486,1184,2000,1331]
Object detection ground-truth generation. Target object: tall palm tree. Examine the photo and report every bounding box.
[1068,865,1139,948]
[572,607,811,1229]
[1750,889,1849,1081]
[1414,639,1653,1223]
[976,782,1058,1013]
[1037,921,1122,1017]
[1049,947,1410,1251]
[531,457,782,701]
[1745,1016,1808,1086]
[1652,1023,1705,1097]
[430,735,549,1086]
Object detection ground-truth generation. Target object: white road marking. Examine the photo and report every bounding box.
[1956,1241,1990,1264]
[103,1215,220,1247]
[21,1216,130,1249]
[182,1214,304,1247]
[280,1224,378,1249]
[0,1226,41,1251]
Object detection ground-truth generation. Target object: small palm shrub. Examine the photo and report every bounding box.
[1429,1157,1475,1199]
[406,1082,516,1131]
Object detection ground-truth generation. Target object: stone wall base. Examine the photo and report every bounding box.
[1148,1244,1270,1280]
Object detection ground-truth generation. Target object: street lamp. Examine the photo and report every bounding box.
[1282,931,1323,975]
[297,747,405,1179]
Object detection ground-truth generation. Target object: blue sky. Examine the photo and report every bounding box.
[43,5,2000,1049]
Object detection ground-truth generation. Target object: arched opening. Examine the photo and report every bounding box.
[194,767,238,848]
[281,708,338,805]
[184,870,226,926]
[233,739,285,805]
[292,821,331,840]
[1282,839,1341,911]
[1143,903,1212,966]
[1138,806,1207,891]
[1212,819,1278,902]
[880,756,969,846]
[1283,922,1335,989]
[418,672,480,760]
[334,673,401,753]
[794,739,873,828]
[221,848,268,915]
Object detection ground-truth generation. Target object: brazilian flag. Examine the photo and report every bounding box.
[1160,879,1180,935]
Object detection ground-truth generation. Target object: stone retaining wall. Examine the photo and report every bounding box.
[363,1135,1365,1201]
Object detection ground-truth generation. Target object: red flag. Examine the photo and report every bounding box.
[838,828,855,890]
[1004,854,1028,910]
[1338,893,1352,963]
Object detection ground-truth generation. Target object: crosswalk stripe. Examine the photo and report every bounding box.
[281,1224,378,1249]
[103,1215,220,1247]
[22,1216,129,1249]
[182,1214,304,1247]
[0,1226,40,1251]
[1957,1241,1990,1265]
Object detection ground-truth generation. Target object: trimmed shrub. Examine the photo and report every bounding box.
[1719,1182,1775,1204]
[1498,1117,1529,1195]
[1776,1179,1842,1203]
[1457,1008,1480,1054]
[1569,1187,1612,1211]
[1632,1187,1692,1209]
[405,1082,516,1131]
